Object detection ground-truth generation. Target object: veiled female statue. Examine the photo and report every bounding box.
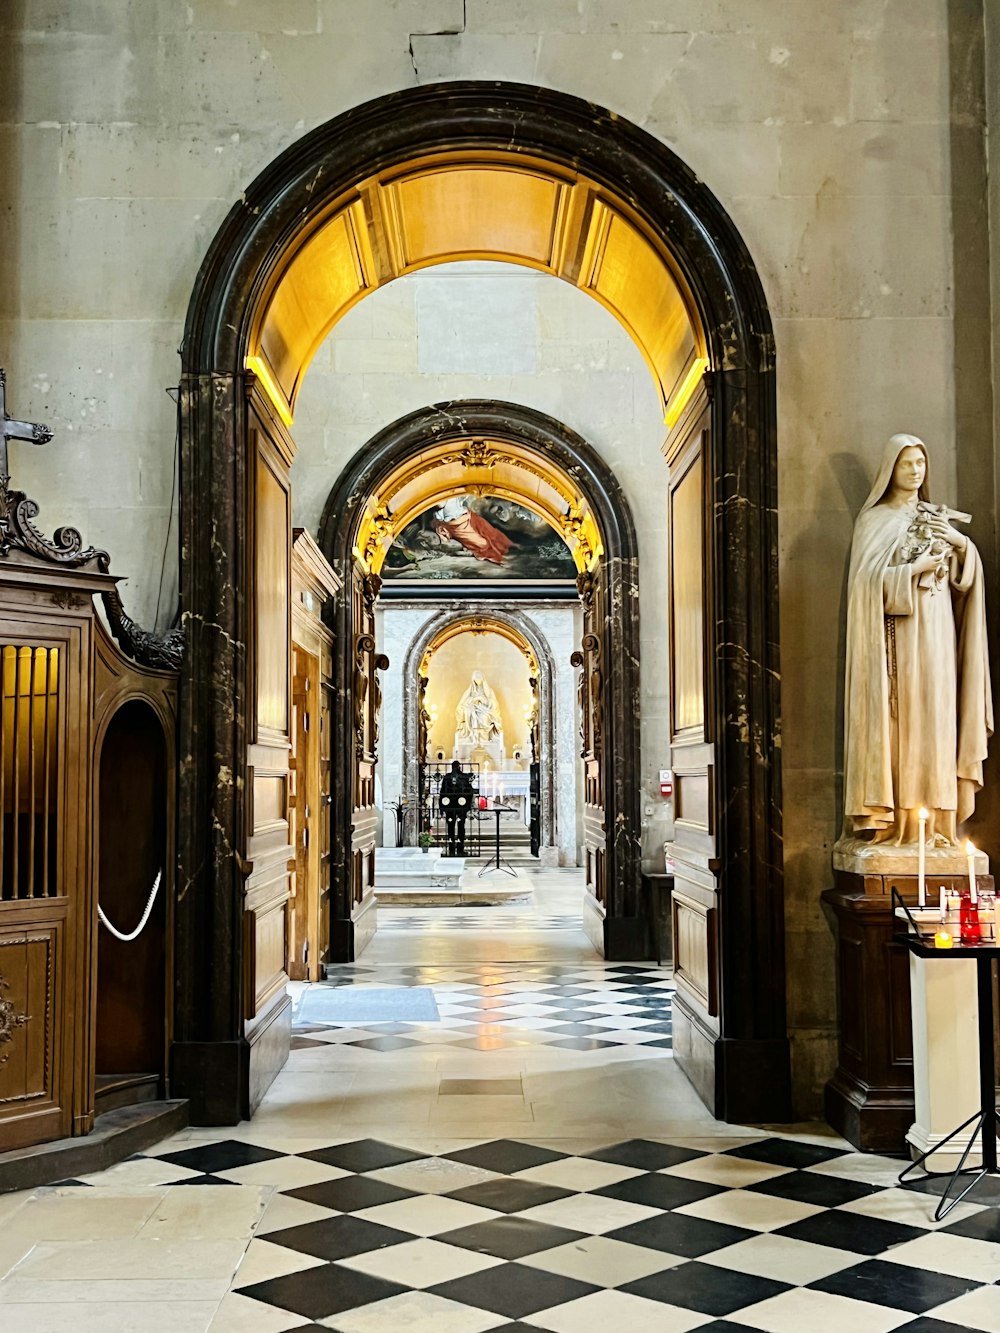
[843,434,993,846]
[456,670,503,747]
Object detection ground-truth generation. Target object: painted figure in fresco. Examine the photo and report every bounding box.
[439,760,474,856]
[842,434,992,846]
[456,670,503,747]
[434,496,512,565]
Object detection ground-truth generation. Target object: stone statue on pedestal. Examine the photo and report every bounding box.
[839,433,993,857]
[455,670,503,748]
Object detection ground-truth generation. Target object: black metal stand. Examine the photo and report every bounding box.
[896,927,1000,1220]
[478,806,516,878]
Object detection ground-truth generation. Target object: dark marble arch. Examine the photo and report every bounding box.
[175,82,782,1124]
[318,401,638,950]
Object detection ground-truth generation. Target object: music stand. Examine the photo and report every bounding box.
[479,804,516,878]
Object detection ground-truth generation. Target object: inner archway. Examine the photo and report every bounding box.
[403,609,560,862]
[177,82,785,1126]
[319,400,638,961]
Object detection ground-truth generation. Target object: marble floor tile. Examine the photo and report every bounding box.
[515,1191,660,1235]
[138,1185,269,1239]
[325,1289,508,1332]
[209,1289,306,1331]
[338,1235,504,1287]
[10,1238,247,1283]
[731,1286,916,1332]
[674,1186,826,1232]
[354,1194,502,1236]
[519,1233,685,1286]
[525,1287,709,1333]
[0,1301,218,1332]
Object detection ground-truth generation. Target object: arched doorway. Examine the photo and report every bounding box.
[402,608,561,862]
[175,82,784,1126]
[319,400,636,958]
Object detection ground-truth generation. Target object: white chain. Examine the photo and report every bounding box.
[97,871,162,942]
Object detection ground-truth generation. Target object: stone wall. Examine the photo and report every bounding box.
[2,0,994,1113]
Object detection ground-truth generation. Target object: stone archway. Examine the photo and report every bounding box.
[399,606,561,861]
[175,82,784,1125]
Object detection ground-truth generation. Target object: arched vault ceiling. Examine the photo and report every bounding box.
[246,152,707,429]
[353,434,602,576]
[420,616,540,678]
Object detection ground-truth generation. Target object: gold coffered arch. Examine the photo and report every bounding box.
[246,152,708,429]
[420,615,540,679]
[352,434,603,576]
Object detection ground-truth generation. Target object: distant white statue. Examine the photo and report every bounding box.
[456,670,503,748]
[842,434,993,846]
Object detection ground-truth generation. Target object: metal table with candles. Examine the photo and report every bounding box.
[894,890,1000,1219]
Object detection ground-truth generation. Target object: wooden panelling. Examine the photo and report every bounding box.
[669,449,705,739]
[672,889,718,1016]
[251,899,289,1015]
[254,446,291,740]
[252,774,287,832]
[289,531,341,981]
[0,925,58,1111]
[675,771,710,832]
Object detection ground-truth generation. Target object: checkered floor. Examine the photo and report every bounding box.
[292,962,674,1054]
[119,1132,1000,1330]
[380,913,583,931]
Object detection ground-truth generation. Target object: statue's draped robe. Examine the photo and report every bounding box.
[456,674,503,746]
[844,498,993,833]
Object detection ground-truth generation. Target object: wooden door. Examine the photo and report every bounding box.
[663,381,721,1106]
[243,380,296,1108]
[0,632,78,1148]
[572,568,609,916]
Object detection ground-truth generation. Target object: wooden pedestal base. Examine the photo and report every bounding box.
[822,871,994,1153]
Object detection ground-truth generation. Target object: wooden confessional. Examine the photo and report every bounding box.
[0,382,180,1149]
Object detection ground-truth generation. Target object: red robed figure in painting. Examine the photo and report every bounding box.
[433,496,512,565]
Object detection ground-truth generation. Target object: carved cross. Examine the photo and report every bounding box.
[0,369,53,487]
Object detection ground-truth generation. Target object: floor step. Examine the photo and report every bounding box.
[0,1099,189,1195]
[95,1073,161,1114]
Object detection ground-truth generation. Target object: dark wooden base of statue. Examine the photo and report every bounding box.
[822,871,994,1153]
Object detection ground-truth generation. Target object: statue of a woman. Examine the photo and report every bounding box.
[456,670,503,747]
[843,434,992,846]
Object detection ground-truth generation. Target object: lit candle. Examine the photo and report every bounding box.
[917,807,928,906]
[967,838,978,904]
[934,929,954,950]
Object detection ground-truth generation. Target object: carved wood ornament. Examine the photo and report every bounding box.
[0,369,183,670]
[0,977,29,1068]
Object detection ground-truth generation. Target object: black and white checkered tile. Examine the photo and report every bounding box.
[293,962,674,1054]
[118,1133,1000,1329]
[380,913,584,932]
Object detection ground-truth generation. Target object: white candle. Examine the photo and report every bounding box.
[939,886,946,921]
[967,838,978,904]
[917,807,928,906]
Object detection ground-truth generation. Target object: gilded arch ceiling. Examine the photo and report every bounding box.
[246,152,708,430]
[352,433,602,576]
[419,615,540,679]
